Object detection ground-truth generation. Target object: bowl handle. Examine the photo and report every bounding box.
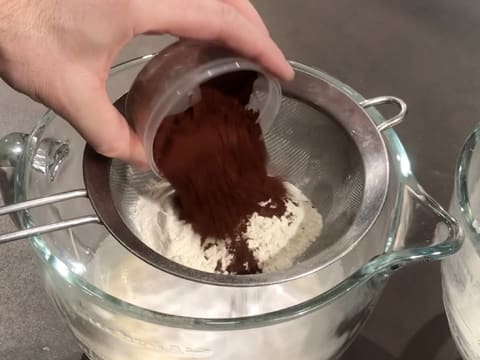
[336,178,463,294]
[368,176,462,278]
[0,132,69,181]
[0,132,99,244]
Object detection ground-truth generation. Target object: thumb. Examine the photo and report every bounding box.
[57,74,148,169]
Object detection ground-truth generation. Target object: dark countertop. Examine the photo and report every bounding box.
[1,0,478,359]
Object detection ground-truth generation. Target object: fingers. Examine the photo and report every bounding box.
[131,0,293,80]
[56,73,148,169]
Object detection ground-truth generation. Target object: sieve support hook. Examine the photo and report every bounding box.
[360,96,407,132]
[0,189,100,244]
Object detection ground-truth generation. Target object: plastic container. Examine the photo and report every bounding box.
[125,40,282,176]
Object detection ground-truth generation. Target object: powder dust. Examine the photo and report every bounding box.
[130,70,325,274]
[153,71,288,273]
[134,179,323,273]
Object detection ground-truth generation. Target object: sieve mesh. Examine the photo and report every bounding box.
[109,94,364,265]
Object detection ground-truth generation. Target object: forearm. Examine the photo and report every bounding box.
[0,0,291,167]
[0,0,57,58]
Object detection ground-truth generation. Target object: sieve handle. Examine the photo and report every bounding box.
[0,189,100,244]
[360,96,407,131]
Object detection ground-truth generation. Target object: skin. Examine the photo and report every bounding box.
[0,0,293,168]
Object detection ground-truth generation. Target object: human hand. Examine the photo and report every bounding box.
[0,0,292,168]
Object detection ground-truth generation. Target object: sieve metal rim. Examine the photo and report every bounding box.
[0,62,404,287]
[81,63,404,287]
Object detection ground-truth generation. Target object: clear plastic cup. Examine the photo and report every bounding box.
[125,40,282,176]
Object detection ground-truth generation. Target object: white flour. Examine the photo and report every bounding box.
[133,180,323,273]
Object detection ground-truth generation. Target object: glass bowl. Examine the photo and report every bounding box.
[7,51,460,360]
[442,125,480,360]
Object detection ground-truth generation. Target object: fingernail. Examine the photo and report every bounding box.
[130,144,150,171]
[283,63,295,81]
[270,44,294,81]
[131,159,150,172]
[277,55,294,81]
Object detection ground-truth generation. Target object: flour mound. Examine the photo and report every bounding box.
[133,180,323,274]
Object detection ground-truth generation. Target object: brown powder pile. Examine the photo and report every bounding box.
[153,71,287,274]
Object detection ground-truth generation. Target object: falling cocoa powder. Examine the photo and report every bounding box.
[153,71,286,274]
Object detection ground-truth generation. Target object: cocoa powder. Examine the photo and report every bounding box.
[153,71,286,274]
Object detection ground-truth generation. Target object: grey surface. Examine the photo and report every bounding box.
[0,0,478,359]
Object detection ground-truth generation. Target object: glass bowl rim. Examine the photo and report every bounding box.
[454,124,480,249]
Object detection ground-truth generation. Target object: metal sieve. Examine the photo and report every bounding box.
[0,62,406,287]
